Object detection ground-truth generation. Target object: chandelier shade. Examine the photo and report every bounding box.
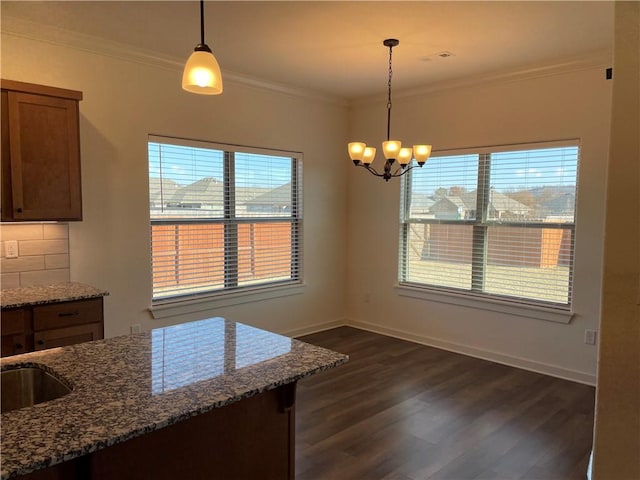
[182,0,223,95]
[363,147,376,165]
[349,39,432,181]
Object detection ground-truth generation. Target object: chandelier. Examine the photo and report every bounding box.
[348,39,432,181]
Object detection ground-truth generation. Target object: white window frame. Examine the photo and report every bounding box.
[398,139,579,323]
[148,135,303,317]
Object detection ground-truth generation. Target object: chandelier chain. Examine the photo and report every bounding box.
[387,44,393,110]
[386,44,394,141]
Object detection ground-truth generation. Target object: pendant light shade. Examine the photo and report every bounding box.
[182,48,223,94]
[182,0,223,95]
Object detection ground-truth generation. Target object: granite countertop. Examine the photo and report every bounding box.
[0,282,109,309]
[0,318,348,479]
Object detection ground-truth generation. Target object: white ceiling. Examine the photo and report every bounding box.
[1,1,614,100]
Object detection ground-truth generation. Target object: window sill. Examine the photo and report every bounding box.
[149,283,305,320]
[395,284,574,324]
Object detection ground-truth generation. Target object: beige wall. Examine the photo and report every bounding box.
[592,2,640,478]
[0,223,70,287]
[1,6,615,385]
[1,24,349,338]
[347,66,612,383]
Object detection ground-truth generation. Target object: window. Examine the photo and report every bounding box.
[149,136,302,302]
[400,141,578,309]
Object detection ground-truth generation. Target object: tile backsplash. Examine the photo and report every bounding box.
[0,223,70,288]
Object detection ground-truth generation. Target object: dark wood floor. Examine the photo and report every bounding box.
[295,327,595,480]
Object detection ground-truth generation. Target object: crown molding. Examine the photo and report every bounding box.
[1,15,347,106]
[2,15,610,108]
[352,49,613,106]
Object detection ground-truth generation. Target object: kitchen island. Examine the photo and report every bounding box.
[0,318,348,480]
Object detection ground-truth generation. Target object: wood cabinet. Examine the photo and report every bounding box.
[91,382,296,480]
[1,79,83,221]
[15,382,296,480]
[0,298,103,357]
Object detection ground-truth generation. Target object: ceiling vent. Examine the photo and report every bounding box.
[421,51,456,61]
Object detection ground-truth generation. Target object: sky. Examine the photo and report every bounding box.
[149,142,578,196]
[148,142,292,189]
[411,146,579,195]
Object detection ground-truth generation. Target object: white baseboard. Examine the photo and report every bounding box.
[281,318,347,338]
[280,317,596,386]
[347,319,597,386]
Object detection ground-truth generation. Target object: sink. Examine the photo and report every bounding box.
[1,366,72,414]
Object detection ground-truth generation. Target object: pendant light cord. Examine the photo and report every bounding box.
[200,0,206,45]
[386,44,393,141]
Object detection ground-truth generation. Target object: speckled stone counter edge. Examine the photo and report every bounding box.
[0,320,348,479]
[0,282,109,309]
[2,358,346,479]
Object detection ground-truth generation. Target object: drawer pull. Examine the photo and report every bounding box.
[37,340,44,346]
[16,207,23,213]
[58,311,80,317]
[15,343,23,350]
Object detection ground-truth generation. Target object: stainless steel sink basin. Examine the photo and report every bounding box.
[1,366,72,414]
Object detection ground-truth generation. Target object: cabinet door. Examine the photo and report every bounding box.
[34,322,103,351]
[1,333,28,357]
[5,91,82,220]
[1,308,31,357]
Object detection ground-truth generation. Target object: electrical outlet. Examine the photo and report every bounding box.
[130,324,142,334]
[5,240,18,259]
[584,329,597,345]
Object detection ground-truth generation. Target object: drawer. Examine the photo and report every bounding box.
[33,298,103,331]
[34,322,103,350]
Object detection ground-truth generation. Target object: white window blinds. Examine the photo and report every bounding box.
[400,141,578,308]
[149,136,302,301]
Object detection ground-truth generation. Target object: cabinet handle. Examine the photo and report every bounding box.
[15,343,23,350]
[37,340,44,346]
[15,207,23,213]
[58,311,79,317]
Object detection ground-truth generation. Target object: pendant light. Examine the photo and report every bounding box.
[182,0,223,95]
[348,39,432,181]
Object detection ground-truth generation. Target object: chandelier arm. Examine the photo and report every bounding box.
[356,162,419,181]
[361,164,384,177]
[391,165,418,178]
